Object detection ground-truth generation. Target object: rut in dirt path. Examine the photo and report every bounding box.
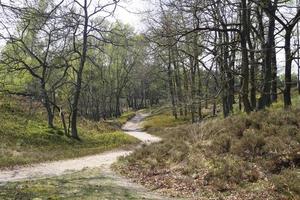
[0,113,161,184]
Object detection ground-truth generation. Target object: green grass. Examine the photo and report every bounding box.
[103,111,136,129]
[0,168,156,200]
[268,91,300,111]
[0,95,138,168]
[142,104,223,137]
[141,106,190,137]
[116,111,136,125]
[143,113,188,130]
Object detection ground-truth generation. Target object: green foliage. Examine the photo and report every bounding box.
[142,106,190,135]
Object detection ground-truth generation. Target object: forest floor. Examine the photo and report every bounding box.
[1,95,299,199]
[0,113,171,200]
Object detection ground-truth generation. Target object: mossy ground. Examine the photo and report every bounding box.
[0,95,138,168]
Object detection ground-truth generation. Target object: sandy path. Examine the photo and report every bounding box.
[123,113,161,144]
[0,113,161,184]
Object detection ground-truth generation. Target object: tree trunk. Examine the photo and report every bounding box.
[115,95,121,117]
[284,29,292,108]
[271,39,278,102]
[172,49,183,116]
[297,10,300,95]
[41,82,54,128]
[168,49,178,119]
[197,63,202,120]
[59,108,68,136]
[71,0,89,140]
[258,0,277,109]
[248,35,257,109]
[183,65,189,116]
[240,0,252,113]
[190,32,199,123]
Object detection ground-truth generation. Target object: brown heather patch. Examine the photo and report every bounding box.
[115,109,300,199]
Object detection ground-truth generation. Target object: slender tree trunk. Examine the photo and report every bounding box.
[41,81,54,128]
[115,94,121,117]
[59,108,68,136]
[190,31,199,122]
[248,34,257,109]
[284,29,293,108]
[258,1,277,109]
[271,39,278,102]
[228,48,235,111]
[190,57,197,122]
[172,49,183,116]
[197,63,202,120]
[297,6,300,95]
[71,0,89,140]
[239,93,242,111]
[168,49,178,119]
[298,62,300,94]
[45,102,54,128]
[240,0,252,113]
[183,65,189,116]
[212,98,217,116]
[205,81,209,109]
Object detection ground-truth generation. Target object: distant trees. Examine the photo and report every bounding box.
[78,24,146,120]
[144,0,300,120]
[0,0,162,138]
[1,0,300,130]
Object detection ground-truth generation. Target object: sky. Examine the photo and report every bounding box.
[114,0,149,32]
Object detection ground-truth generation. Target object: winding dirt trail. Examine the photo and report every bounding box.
[0,113,161,184]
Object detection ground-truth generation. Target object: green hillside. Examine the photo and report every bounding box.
[0,95,138,168]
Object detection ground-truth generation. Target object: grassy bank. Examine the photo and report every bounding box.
[115,106,300,199]
[142,106,191,137]
[106,111,136,128]
[0,95,138,169]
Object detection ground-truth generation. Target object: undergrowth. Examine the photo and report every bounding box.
[115,106,300,199]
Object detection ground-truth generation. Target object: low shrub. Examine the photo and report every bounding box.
[231,129,266,158]
[116,107,300,199]
[272,169,300,198]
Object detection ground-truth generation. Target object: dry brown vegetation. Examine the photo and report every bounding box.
[115,108,300,199]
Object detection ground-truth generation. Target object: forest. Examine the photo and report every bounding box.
[0,0,299,199]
